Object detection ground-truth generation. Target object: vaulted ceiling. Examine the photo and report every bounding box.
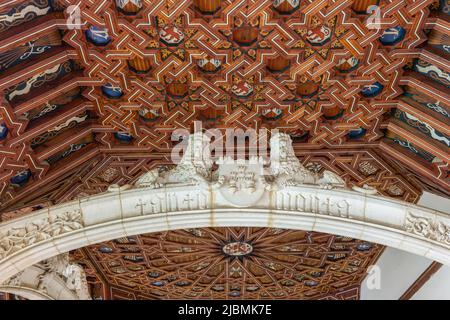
[0,0,448,215]
[71,228,382,300]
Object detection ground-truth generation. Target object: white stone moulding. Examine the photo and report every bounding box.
[0,184,449,284]
[0,132,448,286]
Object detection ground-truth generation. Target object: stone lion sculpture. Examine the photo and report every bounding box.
[135,132,213,188]
[269,132,316,187]
[269,132,345,189]
[42,254,91,300]
[135,168,163,188]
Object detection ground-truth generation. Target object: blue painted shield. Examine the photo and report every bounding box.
[102,83,123,99]
[304,280,318,287]
[10,169,31,186]
[151,281,166,287]
[86,26,111,46]
[0,124,8,140]
[99,246,113,253]
[348,127,367,139]
[357,243,372,251]
[114,132,133,142]
[361,82,384,97]
[148,272,162,278]
[379,26,406,45]
[440,0,450,15]
[228,292,241,297]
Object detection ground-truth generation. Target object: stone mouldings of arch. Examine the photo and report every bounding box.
[0,132,449,289]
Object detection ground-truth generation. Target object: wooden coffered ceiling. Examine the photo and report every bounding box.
[0,0,449,213]
[70,228,383,300]
[0,0,449,215]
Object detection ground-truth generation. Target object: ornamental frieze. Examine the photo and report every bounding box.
[0,210,83,260]
[405,212,450,246]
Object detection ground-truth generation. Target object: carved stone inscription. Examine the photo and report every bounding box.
[276,192,350,218]
[133,191,209,216]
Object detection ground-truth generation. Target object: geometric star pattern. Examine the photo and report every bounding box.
[71,228,383,300]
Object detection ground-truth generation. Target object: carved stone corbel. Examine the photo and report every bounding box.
[1,253,91,300]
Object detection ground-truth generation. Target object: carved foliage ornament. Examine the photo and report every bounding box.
[135,132,212,189]
[40,253,91,300]
[405,212,450,246]
[0,210,83,260]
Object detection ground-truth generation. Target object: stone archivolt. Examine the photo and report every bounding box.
[0,133,449,289]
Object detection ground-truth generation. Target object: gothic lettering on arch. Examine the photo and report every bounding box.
[320,198,350,218]
[148,194,165,214]
[164,191,209,212]
[134,198,147,215]
[276,192,350,218]
[134,194,166,215]
[181,192,208,211]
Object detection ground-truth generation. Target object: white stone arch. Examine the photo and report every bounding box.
[0,184,449,286]
[0,252,91,300]
[1,133,448,298]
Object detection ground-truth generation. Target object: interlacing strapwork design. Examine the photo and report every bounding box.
[0,0,448,300]
[0,0,448,212]
[51,0,432,144]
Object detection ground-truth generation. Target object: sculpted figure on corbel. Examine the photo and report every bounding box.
[166,132,213,185]
[2,253,91,300]
[269,132,346,189]
[269,132,316,188]
[316,170,346,189]
[133,131,346,191]
[40,253,91,300]
[135,132,213,189]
